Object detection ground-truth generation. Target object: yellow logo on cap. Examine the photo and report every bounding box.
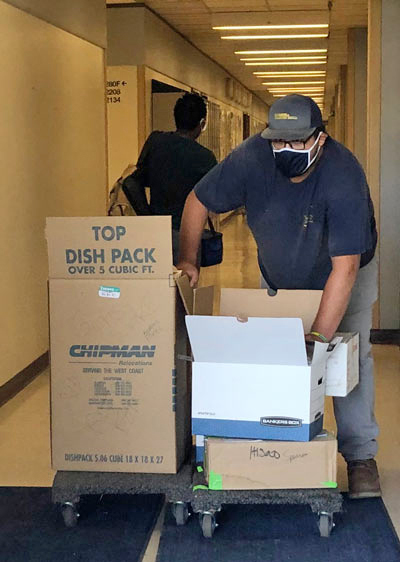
[274,113,298,120]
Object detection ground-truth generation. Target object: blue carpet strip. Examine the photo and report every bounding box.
[0,487,163,562]
[157,495,400,562]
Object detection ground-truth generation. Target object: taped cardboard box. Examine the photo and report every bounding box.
[204,432,337,490]
[46,216,192,473]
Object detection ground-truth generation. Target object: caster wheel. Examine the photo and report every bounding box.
[199,512,217,538]
[319,512,334,537]
[172,502,190,526]
[62,503,79,528]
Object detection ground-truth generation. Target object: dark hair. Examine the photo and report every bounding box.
[174,93,207,131]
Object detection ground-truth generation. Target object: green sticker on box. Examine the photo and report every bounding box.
[99,286,121,299]
[322,481,338,488]
[197,466,204,473]
[208,471,223,490]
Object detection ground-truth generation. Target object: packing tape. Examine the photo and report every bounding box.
[208,471,223,491]
[177,354,193,362]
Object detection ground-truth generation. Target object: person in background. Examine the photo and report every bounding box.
[177,94,380,500]
[122,92,217,264]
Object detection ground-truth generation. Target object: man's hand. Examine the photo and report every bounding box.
[176,261,199,287]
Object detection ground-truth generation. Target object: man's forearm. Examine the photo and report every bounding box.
[311,255,360,341]
[179,191,208,264]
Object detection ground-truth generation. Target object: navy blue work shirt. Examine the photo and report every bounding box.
[194,134,377,290]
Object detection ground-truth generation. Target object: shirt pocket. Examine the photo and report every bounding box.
[300,201,326,230]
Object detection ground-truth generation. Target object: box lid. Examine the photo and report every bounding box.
[185,315,308,366]
[220,289,322,334]
[46,216,173,279]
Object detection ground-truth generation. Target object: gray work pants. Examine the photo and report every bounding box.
[261,257,379,462]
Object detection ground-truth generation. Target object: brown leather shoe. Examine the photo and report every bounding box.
[347,459,382,499]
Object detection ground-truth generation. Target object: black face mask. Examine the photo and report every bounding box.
[273,151,310,178]
[272,133,322,178]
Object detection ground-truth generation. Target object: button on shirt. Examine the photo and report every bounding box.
[194,134,377,290]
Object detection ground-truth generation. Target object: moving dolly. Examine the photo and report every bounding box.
[191,468,343,538]
[52,463,193,528]
[52,460,343,538]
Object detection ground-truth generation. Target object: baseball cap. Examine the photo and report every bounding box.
[261,94,323,141]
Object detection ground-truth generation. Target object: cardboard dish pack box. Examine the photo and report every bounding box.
[46,216,196,473]
[219,289,359,398]
[204,431,338,490]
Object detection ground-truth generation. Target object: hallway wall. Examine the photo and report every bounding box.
[0,0,107,386]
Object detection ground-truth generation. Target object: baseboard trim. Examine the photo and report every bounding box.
[370,329,400,346]
[0,352,49,408]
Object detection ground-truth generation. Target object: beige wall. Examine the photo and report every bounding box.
[346,29,367,169]
[107,66,138,186]
[379,0,400,328]
[0,1,107,386]
[106,6,268,124]
[3,0,106,47]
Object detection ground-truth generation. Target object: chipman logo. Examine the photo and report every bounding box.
[260,416,302,428]
[69,345,156,358]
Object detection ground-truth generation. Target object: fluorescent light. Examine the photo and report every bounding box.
[240,56,327,61]
[245,61,327,66]
[221,34,329,40]
[254,72,326,77]
[268,87,324,91]
[272,94,325,98]
[235,49,328,54]
[254,70,326,74]
[262,81,325,85]
[214,24,328,30]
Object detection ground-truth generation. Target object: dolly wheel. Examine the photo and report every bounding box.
[62,503,79,528]
[319,512,334,537]
[200,513,217,538]
[172,502,190,526]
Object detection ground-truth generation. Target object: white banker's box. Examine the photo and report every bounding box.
[186,315,333,442]
[219,289,359,398]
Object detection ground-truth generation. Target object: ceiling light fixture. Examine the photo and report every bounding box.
[240,56,327,61]
[268,87,325,91]
[253,71,326,75]
[221,34,329,40]
[245,61,327,66]
[272,94,325,99]
[262,81,325,85]
[214,24,328,30]
[235,49,328,54]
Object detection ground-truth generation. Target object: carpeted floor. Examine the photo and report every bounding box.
[0,487,163,562]
[156,496,400,562]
